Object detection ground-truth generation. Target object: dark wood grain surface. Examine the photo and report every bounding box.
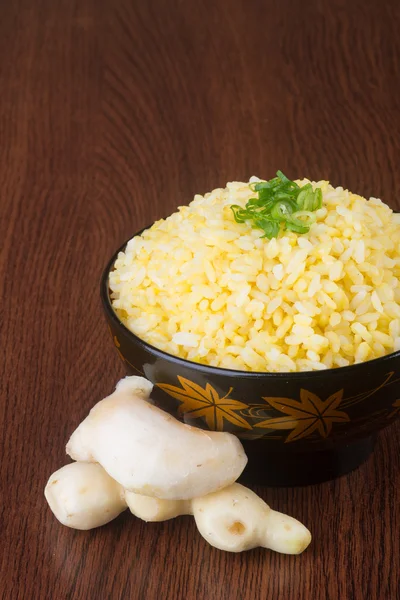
[1,1,400,598]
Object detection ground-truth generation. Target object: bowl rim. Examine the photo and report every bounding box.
[100,232,400,379]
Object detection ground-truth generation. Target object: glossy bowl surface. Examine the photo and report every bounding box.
[101,235,400,486]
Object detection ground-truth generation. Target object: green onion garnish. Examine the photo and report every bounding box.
[231,171,322,239]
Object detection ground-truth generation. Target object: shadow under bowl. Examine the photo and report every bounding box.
[100,236,400,487]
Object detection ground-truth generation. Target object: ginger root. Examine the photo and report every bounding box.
[45,375,312,554]
[66,376,247,500]
[44,462,127,530]
[45,462,311,554]
[126,483,311,554]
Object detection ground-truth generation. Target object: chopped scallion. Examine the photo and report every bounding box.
[230,172,322,239]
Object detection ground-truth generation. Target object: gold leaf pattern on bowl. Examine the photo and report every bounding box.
[158,376,252,431]
[255,389,350,443]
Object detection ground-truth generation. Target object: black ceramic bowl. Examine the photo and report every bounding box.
[101,235,400,487]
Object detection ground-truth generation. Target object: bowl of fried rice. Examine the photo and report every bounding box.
[101,174,400,485]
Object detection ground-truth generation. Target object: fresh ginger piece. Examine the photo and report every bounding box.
[114,375,154,398]
[192,483,311,554]
[126,483,311,554]
[125,491,191,522]
[66,376,154,462]
[66,376,247,500]
[45,462,311,554]
[44,462,127,530]
[48,375,310,553]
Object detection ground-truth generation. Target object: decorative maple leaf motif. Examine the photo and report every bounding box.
[158,376,252,431]
[255,388,349,443]
[388,399,400,420]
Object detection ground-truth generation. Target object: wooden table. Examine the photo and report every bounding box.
[1,1,399,598]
